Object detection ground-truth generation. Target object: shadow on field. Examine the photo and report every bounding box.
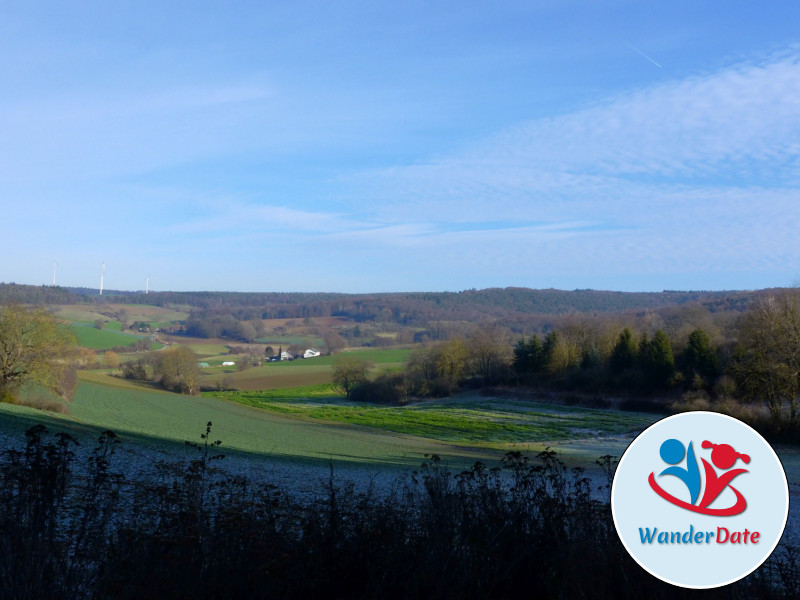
[0,407,494,480]
[1,417,798,599]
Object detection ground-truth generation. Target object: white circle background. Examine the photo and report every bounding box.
[611,411,789,589]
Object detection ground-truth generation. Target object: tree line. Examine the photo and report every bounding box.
[121,346,201,395]
[165,286,764,337]
[507,292,800,436]
[334,328,514,404]
[0,282,767,330]
[339,291,800,438]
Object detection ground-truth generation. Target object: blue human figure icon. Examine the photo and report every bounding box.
[658,438,701,505]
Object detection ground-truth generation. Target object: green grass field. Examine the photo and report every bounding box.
[201,365,334,391]
[210,383,340,401]
[0,369,661,472]
[16,376,498,468]
[7,376,800,483]
[54,304,187,347]
[69,323,151,350]
[310,348,410,365]
[209,390,656,448]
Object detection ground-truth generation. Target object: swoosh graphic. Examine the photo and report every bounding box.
[648,472,747,516]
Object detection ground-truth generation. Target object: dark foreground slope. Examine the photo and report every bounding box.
[1,423,796,600]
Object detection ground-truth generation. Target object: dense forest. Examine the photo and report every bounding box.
[0,282,766,333]
[0,282,760,316]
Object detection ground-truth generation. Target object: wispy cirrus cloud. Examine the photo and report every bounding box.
[168,202,362,235]
[485,48,800,176]
[165,194,623,263]
[311,48,800,288]
[346,47,800,223]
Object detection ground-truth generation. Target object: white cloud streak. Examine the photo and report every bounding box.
[349,48,800,219]
[318,49,800,286]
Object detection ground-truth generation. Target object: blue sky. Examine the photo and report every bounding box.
[2,1,800,293]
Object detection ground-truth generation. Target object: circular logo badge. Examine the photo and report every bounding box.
[611,411,789,588]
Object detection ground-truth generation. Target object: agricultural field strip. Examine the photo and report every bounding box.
[213,391,653,444]
[55,304,187,324]
[55,307,159,351]
[3,390,800,523]
[186,344,231,356]
[258,336,324,346]
[198,353,408,392]
[63,381,497,469]
[252,349,411,368]
[69,324,153,350]
[70,322,138,336]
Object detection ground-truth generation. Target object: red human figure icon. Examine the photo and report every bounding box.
[698,441,750,512]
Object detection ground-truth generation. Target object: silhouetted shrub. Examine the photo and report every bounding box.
[0,423,795,599]
[350,373,404,404]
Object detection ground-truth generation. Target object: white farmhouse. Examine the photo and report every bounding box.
[303,348,321,359]
[222,361,236,366]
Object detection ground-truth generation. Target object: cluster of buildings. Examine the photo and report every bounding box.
[268,347,321,362]
[199,347,322,369]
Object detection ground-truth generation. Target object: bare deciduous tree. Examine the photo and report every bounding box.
[731,293,800,425]
[154,346,201,395]
[0,305,77,403]
[468,327,512,385]
[331,354,371,398]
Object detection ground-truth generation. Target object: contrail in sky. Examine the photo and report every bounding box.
[625,42,663,69]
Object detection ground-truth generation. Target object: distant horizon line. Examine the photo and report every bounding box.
[2,280,786,297]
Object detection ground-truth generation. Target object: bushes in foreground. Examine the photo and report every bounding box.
[0,424,796,599]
